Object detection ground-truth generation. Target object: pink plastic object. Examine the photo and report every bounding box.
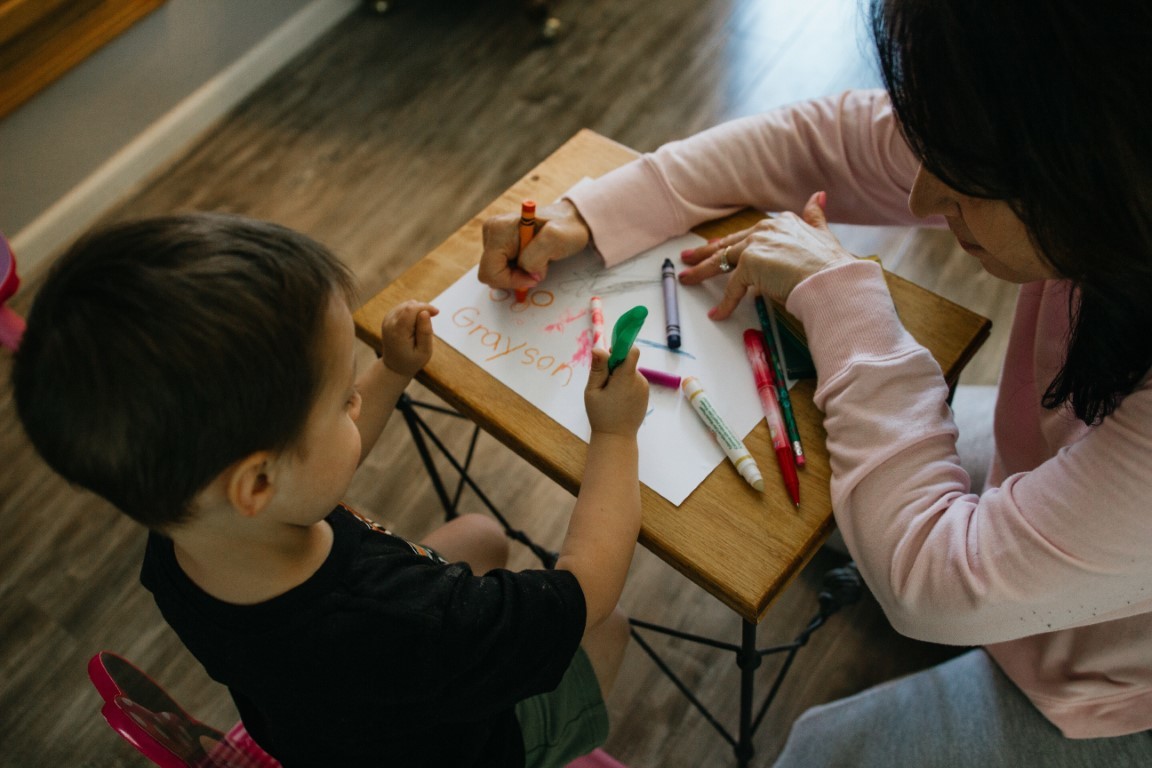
[567,748,629,767]
[0,234,25,351]
[87,650,624,767]
[87,652,281,768]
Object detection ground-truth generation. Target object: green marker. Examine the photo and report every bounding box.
[607,305,648,373]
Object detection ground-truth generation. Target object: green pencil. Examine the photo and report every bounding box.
[755,296,806,467]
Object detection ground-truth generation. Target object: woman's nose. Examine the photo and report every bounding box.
[908,164,959,219]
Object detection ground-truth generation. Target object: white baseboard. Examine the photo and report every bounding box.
[11,0,359,279]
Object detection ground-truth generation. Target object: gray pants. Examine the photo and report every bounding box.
[773,650,1152,767]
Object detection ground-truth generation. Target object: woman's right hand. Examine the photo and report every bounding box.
[477,200,591,290]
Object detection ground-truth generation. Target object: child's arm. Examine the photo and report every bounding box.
[355,301,438,464]
[556,346,648,631]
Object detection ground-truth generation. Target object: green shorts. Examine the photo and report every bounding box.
[515,646,609,768]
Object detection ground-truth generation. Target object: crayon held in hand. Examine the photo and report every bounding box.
[514,200,536,303]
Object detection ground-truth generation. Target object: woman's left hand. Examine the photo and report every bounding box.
[679,192,857,320]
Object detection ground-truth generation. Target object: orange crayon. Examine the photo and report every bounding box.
[515,200,537,303]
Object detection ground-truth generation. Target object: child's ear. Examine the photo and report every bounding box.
[224,451,277,518]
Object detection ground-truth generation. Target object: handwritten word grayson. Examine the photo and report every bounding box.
[452,304,577,387]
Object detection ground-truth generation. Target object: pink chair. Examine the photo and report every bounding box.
[0,234,26,352]
[571,748,629,768]
[88,652,280,768]
[88,651,626,767]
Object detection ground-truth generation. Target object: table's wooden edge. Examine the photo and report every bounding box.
[639,509,838,621]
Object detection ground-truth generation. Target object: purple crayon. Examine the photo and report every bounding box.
[661,258,681,349]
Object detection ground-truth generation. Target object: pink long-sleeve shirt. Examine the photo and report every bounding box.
[566,89,1152,738]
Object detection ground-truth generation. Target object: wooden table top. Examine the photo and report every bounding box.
[354,129,991,623]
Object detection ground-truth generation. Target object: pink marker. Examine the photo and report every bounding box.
[590,296,606,351]
[0,235,25,351]
[743,329,800,506]
[639,367,681,388]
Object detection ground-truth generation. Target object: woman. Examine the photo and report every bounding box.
[478,0,1152,764]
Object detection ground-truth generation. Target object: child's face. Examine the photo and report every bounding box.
[276,293,363,524]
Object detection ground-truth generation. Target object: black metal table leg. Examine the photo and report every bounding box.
[396,393,558,567]
[628,563,863,765]
[398,394,459,519]
[736,620,760,766]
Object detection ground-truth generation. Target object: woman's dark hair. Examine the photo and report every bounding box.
[12,213,356,528]
[872,0,1152,424]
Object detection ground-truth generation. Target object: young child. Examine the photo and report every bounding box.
[13,212,649,767]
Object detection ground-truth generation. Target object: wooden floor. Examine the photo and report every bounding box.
[0,0,1018,765]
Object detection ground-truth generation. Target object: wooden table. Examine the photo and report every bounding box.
[355,129,990,765]
[355,128,991,622]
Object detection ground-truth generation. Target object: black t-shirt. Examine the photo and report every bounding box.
[140,505,586,767]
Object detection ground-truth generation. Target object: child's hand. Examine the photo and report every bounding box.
[584,347,648,438]
[380,301,439,377]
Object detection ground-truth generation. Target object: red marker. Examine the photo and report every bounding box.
[743,329,800,506]
[515,200,536,303]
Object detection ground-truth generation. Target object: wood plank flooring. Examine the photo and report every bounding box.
[0,0,1018,765]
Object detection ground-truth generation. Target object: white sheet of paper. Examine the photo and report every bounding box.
[431,234,766,505]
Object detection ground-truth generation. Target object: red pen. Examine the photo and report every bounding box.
[743,329,800,506]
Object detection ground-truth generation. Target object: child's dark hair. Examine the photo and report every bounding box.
[12,213,356,528]
[872,0,1152,424]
